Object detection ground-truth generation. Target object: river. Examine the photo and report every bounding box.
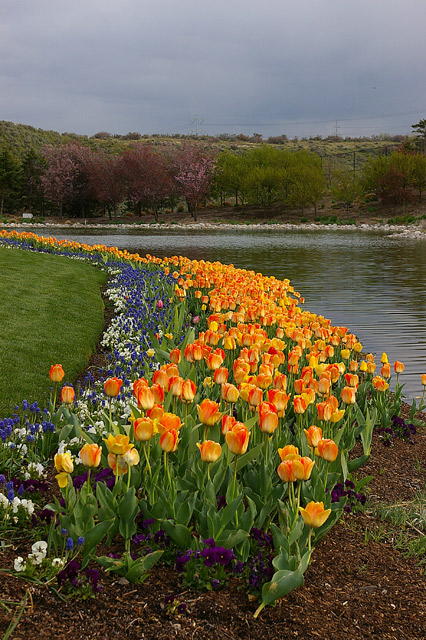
[21,226,426,402]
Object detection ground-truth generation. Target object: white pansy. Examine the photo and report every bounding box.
[14,556,25,572]
[31,540,47,555]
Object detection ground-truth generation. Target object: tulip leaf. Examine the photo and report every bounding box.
[160,520,191,550]
[236,443,262,471]
[240,495,256,532]
[217,528,249,549]
[81,519,115,568]
[126,551,164,583]
[261,568,305,606]
[348,454,370,472]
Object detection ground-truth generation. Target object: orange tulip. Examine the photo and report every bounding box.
[372,376,389,392]
[317,438,338,461]
[225,423,250,455]
[214,367,229,385]
[152,369,169,389]
[222,414,237,434]
[277,460,297,483]
[150,383,165,405]
[299,501,331,528]
[422,374,426,386]
[49,364,64,383]
[293,395,307,414]
[248,386,263,408]
[158,412,182,434]
[168,375,184,397]
[381,363,391,379]
[197,440,222,463]
[107,453,128,475]
[394,361,405,374]
[294,378,306,395]
[278,444,300,461]
[258,403,278,434]
[366,361,376,374]
[60,386,75,405]
[304,425,323,448]
[272,372,287,390]
[197,399,221,426]
[159,428,179,453]
[317,377,330,397]
[169,348,181,364]
[79,443,102,468]
[136,386,155,410]
[344,373,359,388]
[316,401,332,421]
[104,377,123,397]
[134,417,157,441]
[133,377,149,398]
[267,389,290,413]
[180,379,197,403]
[222,383,240,403]
[341,386,356,405]
[292,456,315,481]
[147,404,165,421]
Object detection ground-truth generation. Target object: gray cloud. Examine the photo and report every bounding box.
[1,0,425,137]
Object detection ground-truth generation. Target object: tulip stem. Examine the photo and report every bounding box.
[164,451,173,496]
[142,442,152,478]
[232,455,238,501]
[263,433,269,465]
[114,457,120,485]
[86,469,91,495]
[308,528,313,552]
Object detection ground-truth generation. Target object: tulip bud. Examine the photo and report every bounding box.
[49,364,64,383]
[104,377,123,398]
[197,440,222,463]
[299,501,331,528]
[317,438,338,461]
[60,386,75,405]
[79,443,102,468]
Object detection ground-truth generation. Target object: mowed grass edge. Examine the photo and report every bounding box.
[0,247,107,417]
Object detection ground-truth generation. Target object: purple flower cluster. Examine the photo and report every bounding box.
[175,538,235,573]
[331,479,367,513]
[376,414,417,447]
[57,559,102,594]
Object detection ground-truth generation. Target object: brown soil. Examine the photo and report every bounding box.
[1,405,425,640]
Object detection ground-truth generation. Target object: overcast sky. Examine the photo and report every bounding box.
[1,0,425,139]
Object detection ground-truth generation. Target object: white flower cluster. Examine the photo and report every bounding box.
[14,540,64,573]
[0,492,34,517]
[24,461,46,479]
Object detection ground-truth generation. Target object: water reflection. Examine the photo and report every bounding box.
[26,227,426,400]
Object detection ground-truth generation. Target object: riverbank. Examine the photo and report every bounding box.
[3,220,426,238]
[3,199,426,234]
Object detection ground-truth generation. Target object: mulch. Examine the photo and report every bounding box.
[1,407,425,640]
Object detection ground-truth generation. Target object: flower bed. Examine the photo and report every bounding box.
[0,229,425,621]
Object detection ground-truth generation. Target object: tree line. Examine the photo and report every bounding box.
[0,140,426,220]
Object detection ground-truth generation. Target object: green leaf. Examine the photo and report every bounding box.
[217,529,249,549]
[236,443,262,471]
[81,519,115,568]
[261,568,304,606]
[348,454,370,472]
[161,520,192,549]
[126,551,164,582]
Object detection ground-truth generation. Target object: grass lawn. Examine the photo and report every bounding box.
[0,247,107,417]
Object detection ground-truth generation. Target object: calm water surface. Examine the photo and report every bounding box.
[36,227,426,401]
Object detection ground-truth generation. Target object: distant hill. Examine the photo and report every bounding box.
[0,119,405,171]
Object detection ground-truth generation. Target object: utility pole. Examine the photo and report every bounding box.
[192,115,203,137]
[334,120,340,137]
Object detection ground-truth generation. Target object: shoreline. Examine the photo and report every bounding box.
[2,220,426,237]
